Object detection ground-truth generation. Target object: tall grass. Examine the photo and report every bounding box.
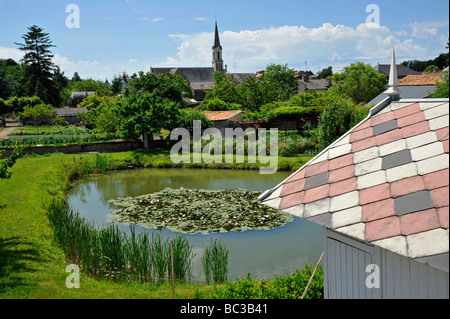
[44,198,196,283]
[201,238,230,285]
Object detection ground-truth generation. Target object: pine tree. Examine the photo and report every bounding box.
[15,25,61,106]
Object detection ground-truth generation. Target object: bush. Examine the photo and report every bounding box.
[316,101,369,151]
[212,263,324,299]
[52,116,68,126]
[176,108,213,135]
[200,98,241,111]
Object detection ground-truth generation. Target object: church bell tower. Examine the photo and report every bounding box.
[212,21,226,73]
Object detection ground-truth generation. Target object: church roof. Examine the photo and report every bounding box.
[374,64,420,78]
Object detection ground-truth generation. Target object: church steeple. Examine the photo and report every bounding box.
[213,21,222,49]
[212,20,226,73]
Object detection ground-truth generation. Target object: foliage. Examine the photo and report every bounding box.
[20,102,55,120]
[5,96,43,113]
[120,72,191,147]
[316,100,370,151]
[202,238,230,285]
[432,70,449,98]
[424,65,439,72]
[317,66,333,79]
[108,187,294,234]
[331,62,388,104]
[177,108,213,135]
[45,198,195,283]
[124,71,192,103]
[78,95,125,133]
[9,125,90,136]
[259,63,298,101]
[0,133,119,148]
[204,72,241,104]
[212,263,324,299]
[0,58,26,99]
[200,98,241,111]
[69,79,112,97]
[401,52,449,72]
[52,116,68,126]
[15,25,61,106]
[0,142,24,179]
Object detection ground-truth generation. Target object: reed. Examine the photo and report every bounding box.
[201,238,230,285]
[45,198,200,284]
[170,234,195,283]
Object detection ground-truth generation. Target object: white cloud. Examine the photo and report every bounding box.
[0,46,24,61]
[160,23,435,73]
[152,17,163,23]
[194,17,207,21]
[129,58,139,64]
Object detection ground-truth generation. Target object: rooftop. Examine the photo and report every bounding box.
[374,64,420,78]
[398,72,444,86]
[260,98,449,272]
[203,110,242,121]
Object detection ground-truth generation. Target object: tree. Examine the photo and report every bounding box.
[78,95,125,133]
[53,66,69,91]
[0,58,26,99]
[259,63,298,101]
[204,71,241,104]
[120,93,180,148]
[20,103,55,125]
[317,66,333,79]
[71,72,81,82]
[432,70,449,98]
[331,62,387,104]
[119,72,191,148]
[15,25,61,106]
[69,79,112,96]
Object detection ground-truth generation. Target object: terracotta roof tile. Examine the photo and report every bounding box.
[398,72,444,86]
[261,100,449,265]
[202,110,242,121]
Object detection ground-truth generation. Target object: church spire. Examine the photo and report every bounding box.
[213,21,222,49]
[212,20,225,73]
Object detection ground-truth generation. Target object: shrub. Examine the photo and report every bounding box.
[176,108,213,135]
[200,98,241,111]
[52,116,68,126]
[213,263,324,299]
[316,101,369,151]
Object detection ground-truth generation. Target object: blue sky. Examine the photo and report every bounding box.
[0,0,448,80]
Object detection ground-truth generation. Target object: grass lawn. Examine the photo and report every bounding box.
[0,150,312,299]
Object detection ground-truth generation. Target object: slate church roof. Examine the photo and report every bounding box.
[374,64,420,78]
[260,98,449,272]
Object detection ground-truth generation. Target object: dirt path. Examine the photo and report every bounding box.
[0,121,21,139]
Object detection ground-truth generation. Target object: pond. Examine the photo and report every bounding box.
[67,168,323,281]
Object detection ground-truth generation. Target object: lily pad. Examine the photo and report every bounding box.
[107,187,293,235]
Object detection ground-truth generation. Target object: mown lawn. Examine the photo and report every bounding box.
[0,150,312,299]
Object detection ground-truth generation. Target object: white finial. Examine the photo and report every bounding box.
[384,47,400,99]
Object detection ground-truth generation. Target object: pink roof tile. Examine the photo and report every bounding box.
[261,99,450,266]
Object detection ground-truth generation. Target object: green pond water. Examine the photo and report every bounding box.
[67,168,323,280]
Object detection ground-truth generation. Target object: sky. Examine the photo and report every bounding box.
[0,0,448,80]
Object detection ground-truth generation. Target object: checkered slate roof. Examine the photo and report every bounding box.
[261,99,449,269]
